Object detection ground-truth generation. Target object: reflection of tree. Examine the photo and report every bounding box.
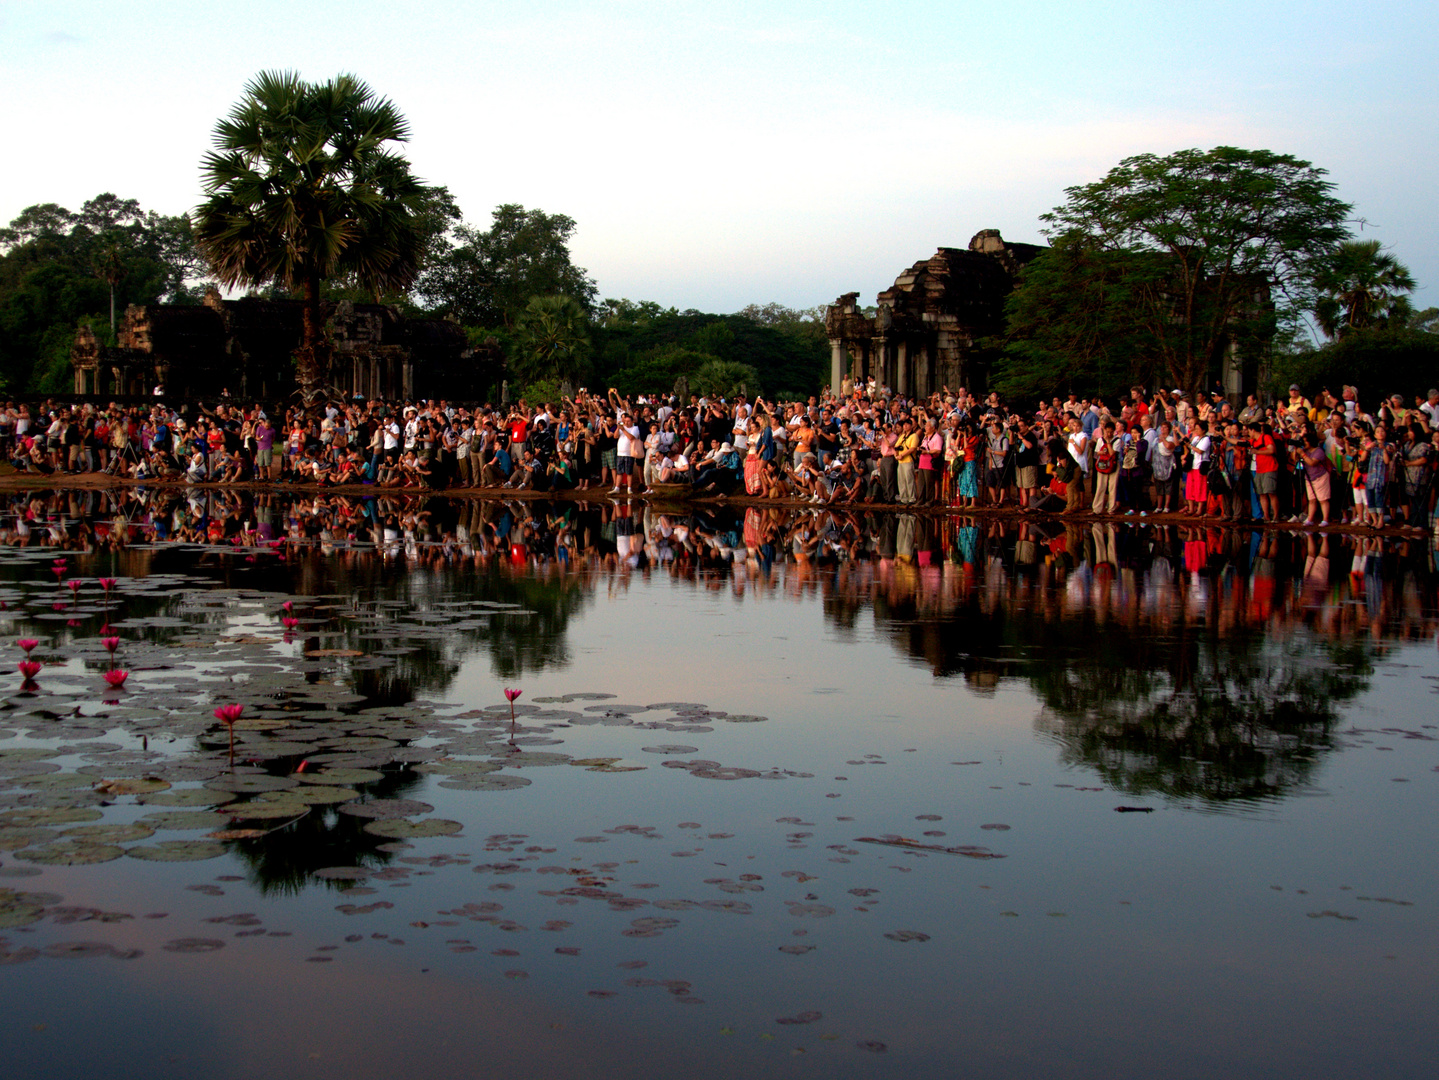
[847,585,1376,806]
[1032,631,1372,805]
[224,769,425,896]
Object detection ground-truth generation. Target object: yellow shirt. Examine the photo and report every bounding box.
[895,432,919,463]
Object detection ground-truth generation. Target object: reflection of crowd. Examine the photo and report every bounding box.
[7,384,1436,531]
[2,488,1434,644]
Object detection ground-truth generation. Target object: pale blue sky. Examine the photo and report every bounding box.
[2,0,1435,314]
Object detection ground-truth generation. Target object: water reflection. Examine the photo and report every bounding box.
[4,487,1437,816]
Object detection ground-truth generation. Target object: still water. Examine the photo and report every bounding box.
[0,491,1435,1080]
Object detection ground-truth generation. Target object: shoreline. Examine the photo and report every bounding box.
[1,469,1432,538]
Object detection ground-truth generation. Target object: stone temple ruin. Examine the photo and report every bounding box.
[71,287,499,402]
[825,229,1043,396]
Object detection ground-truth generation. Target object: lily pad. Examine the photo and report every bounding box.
[139,810,233,831]
[137,788,236,808]
[204,775,298,794]
[299,768,383,786]
[63,822,156,844]
[337,799,434,820]
[17,841,125,865]
[127,840,226,862]
[362,818,463,839]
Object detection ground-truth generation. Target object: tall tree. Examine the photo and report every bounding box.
[1039,146,1352,397]
[996,235,1164,399]
[511,294,591,387]
[193,70,429,408]
[1313,239,1415,338]
[417,204,598,328]
[0,195,202,391]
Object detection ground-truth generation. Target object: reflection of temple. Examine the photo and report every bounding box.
[825,230,1044,396]
[70,287,500,401]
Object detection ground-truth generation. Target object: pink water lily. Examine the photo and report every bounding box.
[101,637,120,653]
[98,577,117,592]
[281,616,299,629]
[214,704,244,724]
[504,688,522,702]
[103,669,129,688]
[18,660,41,679]
[281,601,293,612]
[214,703,244,761]
[504,688,522,735]
[17,639,38,653]
[65,579,81,593]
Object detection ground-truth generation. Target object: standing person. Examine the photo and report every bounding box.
[1013,419,1041,510]
[1299,430,1332,526]
[1362,425,1392,529]
[984,418,1011,507]
[255,414,276,481]
[917,419,943,505]
[877,423,899,503]
[1151,422,1179,513]
[1063,416,1090,514]
[1184,420,1212,516]
[1250,421,1280,522]
[611,406,643,496]
[1090,421,1119,515]
[894,419,919,505]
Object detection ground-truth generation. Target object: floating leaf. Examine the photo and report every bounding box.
[362,818,463,839]
[126,841,226,862]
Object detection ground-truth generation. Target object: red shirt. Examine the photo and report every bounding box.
[508,419,529,444]
[1252,433,1278,473]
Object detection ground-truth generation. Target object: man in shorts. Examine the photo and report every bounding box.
[1250,421,1280,521]
[611,407,642,496]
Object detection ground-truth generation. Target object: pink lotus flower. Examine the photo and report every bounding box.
[214,704,244,760]
[281,601,293,612]
[65,579,81,593]
[103,669,128,688]
[98,577,117,592]
[101,637,120,653]
[18,661,41,679]
[504,688,522,702]
[281,617,299,629]
[52,602,67,612]
[504,688,522,732]
[17,639,38,653]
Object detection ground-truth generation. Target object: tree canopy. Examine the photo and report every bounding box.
[999,146,1354,400]
[193,70,430,406]
[416,203,598,329]
[0,195,201,392]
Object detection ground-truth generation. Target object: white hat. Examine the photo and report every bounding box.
[720,442,734,453]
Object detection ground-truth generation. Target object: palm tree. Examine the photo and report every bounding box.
[512,295,591,385]
[193,71,428,409]
[1315,239,1416,338]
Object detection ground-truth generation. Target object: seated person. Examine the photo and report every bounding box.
[480,440,513,487]
[657,450,691,483]
[504,449,538,489]
[694,442,740,491]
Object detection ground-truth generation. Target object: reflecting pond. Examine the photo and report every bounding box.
[0,490,1436,1080]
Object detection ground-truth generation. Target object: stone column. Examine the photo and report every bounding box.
[829,339,845,397]
[874,337,889,392]
[897,340,909,397]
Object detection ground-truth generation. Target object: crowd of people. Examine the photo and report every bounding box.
[5,380,1438,532]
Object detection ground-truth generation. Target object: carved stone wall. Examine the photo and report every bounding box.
[825,230,1043,397]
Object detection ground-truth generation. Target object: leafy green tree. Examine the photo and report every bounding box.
[512,294,591,387]
[0,195,203,391]
[193,70,429,408]
[691,358,761,399]
[417,204,597,328]
[1313,239,1415,338]
[995,235,1164,399]
[1038,146,1352,397]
